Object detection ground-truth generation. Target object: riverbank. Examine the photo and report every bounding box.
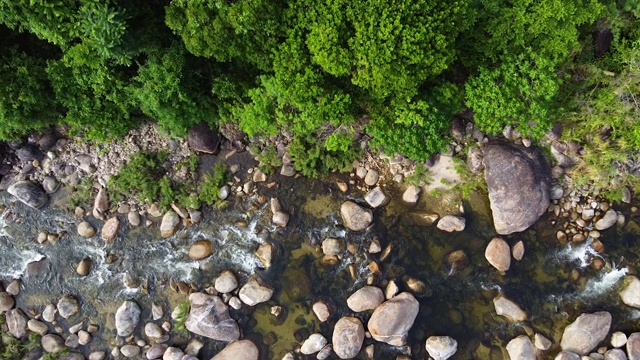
[1,121,640,360]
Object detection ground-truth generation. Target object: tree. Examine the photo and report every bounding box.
[465,50,560,137]
[165,0,284,71]
[131,43,217,137]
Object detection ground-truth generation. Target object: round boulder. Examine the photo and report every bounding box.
[333,317,364,359]
[160,211,180,238]
[115,300,141,337]
[425,336,458,360]
[188,123,220,154]
[215,270,238,294]
[0,292,14,311]
[619,275,640,308]
[367,292,419,346]
[211,339,259,360]
[42,334,65,353]
[436,215,466,232]
[77,221,96,238]
[506,335,536,360]
[485,237,511,272]
[8,180,48,209]
[482,142,550,235]
[560,311,611,355]
[189,239,213,260]
[340,201,373,231]
[57,295,80,319]
[347,286,384,312]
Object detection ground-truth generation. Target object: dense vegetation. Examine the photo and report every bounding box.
[0,0,638,191]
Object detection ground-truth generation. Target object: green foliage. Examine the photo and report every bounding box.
[131,44,217,137]
[0,48,60,140]
[289,133,360,178]
[404,164,432,187]
[69,177,95,208]
[173,300,191,336]
[368,93,454,160]
[460,0,603,67]
[198,163,228,206]
[253,145,282,175]
[108,151,173,208]
[46,54,138,140]
[304,0,469,99]
[165,0,282,70]
[0,321,41,360]
[452,158,487,200]
[561,35,640,192]
[465,49,560,138]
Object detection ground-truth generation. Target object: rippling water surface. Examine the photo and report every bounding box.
[1,177,639,359]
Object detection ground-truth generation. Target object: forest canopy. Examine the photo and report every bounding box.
[0,0,638,179]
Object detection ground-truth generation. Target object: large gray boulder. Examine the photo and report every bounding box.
[561,311,611,355]
[333,317,364,359]
[340,201,373,231]
[115,300,141,337]
[187,123,220,154]
[367,292,419,346]
[620,275,640,308]
[506,335,536,360]
[185,293,239,341]
[346,286,385,312]
[6,308,27,338]
[425,336,458,360]
[8,181,48,209]
[628,332,640,360]
[211,340,259,360]
[483,142,550,234]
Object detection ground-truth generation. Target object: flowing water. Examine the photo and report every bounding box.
[1,176,640,360]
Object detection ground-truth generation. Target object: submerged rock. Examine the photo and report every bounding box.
[425,336,458,360]
[333,316,364,359]
[347,286,384,312]
[493,295,527,322]
[436,215,465,232]
[560,311,611,355]
[485,237,511,272]
[506,335,536,360]
[185,293,239,341]
[340,201,373,231]
[211,339,259,360]
[367,292,419,346]
[483,142,550,235]
[115,300,141,337]
[57,295,80,319]
[8,181,48,209]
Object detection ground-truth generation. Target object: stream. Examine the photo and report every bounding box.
[1,174,640,359]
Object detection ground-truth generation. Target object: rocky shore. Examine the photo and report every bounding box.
[0,120,639,359]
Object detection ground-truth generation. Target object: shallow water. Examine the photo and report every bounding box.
[1,176,640,360]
